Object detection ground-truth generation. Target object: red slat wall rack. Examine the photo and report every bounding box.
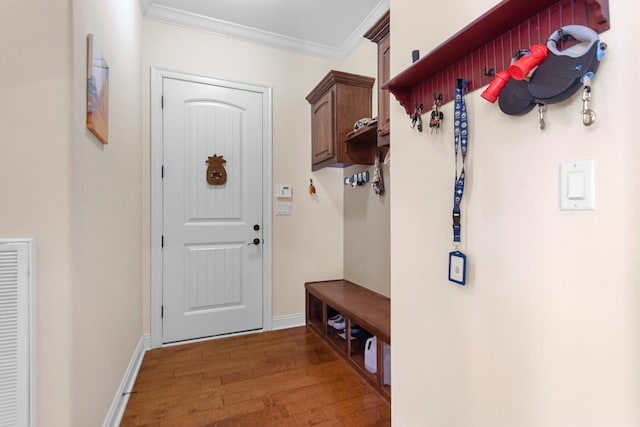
[384,0,610,115]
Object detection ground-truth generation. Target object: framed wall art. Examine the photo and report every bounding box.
[86,33,109,144]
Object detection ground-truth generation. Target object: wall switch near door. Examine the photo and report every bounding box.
[276,184,292,215]
[276,202,292,215]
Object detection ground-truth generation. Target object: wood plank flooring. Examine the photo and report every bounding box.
[121,326,391,426]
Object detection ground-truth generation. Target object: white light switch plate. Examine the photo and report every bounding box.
[276,202,292,215]
[560,160,595,210]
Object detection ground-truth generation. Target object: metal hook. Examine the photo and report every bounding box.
[482,66,495,77]
[513,48,529,60]
[538,103,546,130]
[581,83,596,126]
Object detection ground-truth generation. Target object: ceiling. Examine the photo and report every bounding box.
[139,0,389,60]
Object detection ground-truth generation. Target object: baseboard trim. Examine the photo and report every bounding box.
[272,313,305,330]
[103,334,150,427]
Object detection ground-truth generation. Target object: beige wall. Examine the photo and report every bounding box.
[71,0,143,425]
[1,1,74,424]
[1,0,143,425]
[343,162,390,297]
[341,40,391,298]
[141,20,380,327]
[391,0,640,426]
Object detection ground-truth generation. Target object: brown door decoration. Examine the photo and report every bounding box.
[206,154,227,185]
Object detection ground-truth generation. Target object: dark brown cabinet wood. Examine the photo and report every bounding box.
[311,89,335,165]
[306,70,375,171]
[365,11,390,147]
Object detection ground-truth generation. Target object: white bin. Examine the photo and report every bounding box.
[364,336,377,374]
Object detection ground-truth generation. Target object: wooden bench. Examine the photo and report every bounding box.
[305,279,390,401]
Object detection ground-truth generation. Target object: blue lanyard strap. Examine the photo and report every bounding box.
[453,79,468,243]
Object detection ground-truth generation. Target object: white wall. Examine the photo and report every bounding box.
[391,0,640,426]
[1,1,74,424]
[70,0,143,425]
[141,20,380,326]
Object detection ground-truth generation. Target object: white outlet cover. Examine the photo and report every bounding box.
[560,160,595,210]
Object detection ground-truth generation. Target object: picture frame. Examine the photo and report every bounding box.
[86,33,109,144]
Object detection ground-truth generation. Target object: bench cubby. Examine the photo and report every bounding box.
[305,279,391,401]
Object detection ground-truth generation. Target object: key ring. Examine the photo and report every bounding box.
[429,94,444,133]
[411,103,423,132]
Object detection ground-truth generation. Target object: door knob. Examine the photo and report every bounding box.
[248,238,261,246]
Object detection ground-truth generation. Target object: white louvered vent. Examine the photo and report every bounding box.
[0,241,34,427]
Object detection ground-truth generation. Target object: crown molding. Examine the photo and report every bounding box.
[141,0,389,60]
[139,0,153,15]
[338,0,389,59]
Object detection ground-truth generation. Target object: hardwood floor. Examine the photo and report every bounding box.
[121,327,391,426]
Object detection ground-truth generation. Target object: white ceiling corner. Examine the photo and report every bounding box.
[140,0,389,60]
[139,0,153,15]
[337,0,390,60]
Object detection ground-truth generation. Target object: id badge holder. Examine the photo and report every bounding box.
[448,251,467,285]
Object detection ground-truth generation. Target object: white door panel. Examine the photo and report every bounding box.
[162,77,264,343]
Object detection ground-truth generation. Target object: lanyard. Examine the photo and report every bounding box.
[452,79,468,243]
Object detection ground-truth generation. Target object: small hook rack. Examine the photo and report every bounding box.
[344,171,370,187]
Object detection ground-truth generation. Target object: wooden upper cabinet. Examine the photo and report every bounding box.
[364,11,390,147]
[379,35,391,138]
[306,70,375,171]
[311,89,335,165]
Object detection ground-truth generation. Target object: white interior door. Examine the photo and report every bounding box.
[161,76,266,343]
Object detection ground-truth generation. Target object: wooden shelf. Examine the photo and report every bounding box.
[384,0,610,115]
[343,121,378,166]
[345,121,378,145]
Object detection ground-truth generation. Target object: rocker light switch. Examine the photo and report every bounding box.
[567,171,585,200]
[560,160,595,210]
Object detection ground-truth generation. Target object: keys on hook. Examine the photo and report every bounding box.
[429,94,444,133]
[411,103,424,132]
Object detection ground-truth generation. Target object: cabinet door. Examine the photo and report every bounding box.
[378,34,391,140]
[311,89,335,166]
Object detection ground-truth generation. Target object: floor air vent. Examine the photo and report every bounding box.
[0,240,34,427]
